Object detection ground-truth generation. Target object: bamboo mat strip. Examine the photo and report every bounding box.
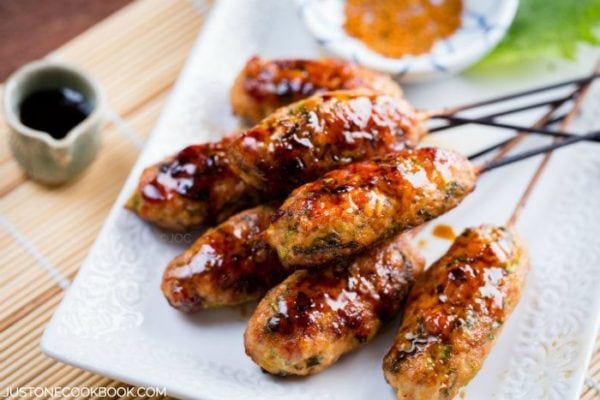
[0,0,598,399]
[0,0,203,398]
[0,216,70,289]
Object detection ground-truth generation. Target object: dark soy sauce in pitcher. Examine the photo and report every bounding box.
[19,87,93,140]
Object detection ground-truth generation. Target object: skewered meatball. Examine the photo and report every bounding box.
[383,225,528,400]
[231,56,403,124]
[245,233,424,376]
[267,147,476,267]
[161,205,286,312]
[126,137,260,231]
[229,89,425,195]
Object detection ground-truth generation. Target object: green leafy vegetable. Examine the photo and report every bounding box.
[478,0,600,67]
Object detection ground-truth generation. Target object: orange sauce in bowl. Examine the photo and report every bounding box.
[344,0,463,58]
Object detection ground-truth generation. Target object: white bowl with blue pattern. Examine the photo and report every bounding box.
[295,0,519,82]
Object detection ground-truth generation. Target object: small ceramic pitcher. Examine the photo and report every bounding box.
[3,60,104,185]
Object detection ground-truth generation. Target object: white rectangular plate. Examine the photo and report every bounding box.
[42,1,600,399]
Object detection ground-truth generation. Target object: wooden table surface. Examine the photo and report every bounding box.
[0,0,598,398]
[0,0,133,81]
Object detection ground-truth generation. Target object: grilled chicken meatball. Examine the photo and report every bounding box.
[161,206,287,312]
[244,234,424,376]
[231,56,403,124]
[126,137,260,231]
[266,147,476,267]
[383,225,528,400]
[228,89,425,196]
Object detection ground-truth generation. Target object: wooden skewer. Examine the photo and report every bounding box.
[409,127,598,239]
[426,75,600,143]
[468,99,568,161]
[409,75,593,238]
[429,94,574,133]
[477,130,600,175]
[470,62,599,163]
[433,115,600,143]
[423,72,600,118]
[505,62,600,228]
[418,69,600,147]
[411,65,598,238]
[489,72,596,163]
[543,113,569,126]
[409,128,599,238]
[468,137,517,161]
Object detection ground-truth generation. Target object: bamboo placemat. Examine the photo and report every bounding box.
[0,0,598,398]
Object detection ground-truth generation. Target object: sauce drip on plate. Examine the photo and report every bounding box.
[433,224,457,240]
[344,0,463,58]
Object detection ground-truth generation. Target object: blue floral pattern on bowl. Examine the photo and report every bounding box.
[295,0,518,82]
